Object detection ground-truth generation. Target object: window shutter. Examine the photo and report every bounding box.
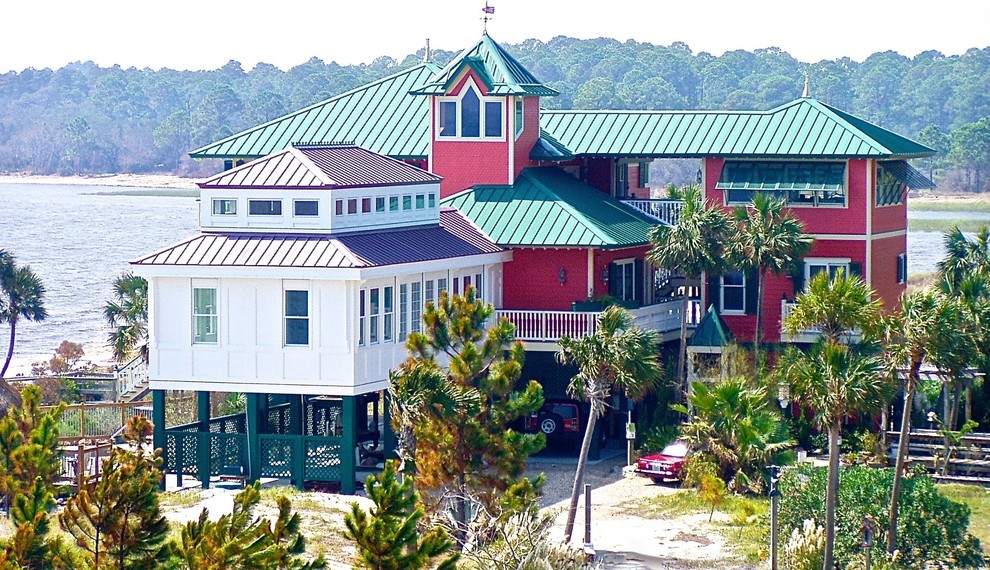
[634,259,645,304]
[849,262,863,277]
[790,264,804,297]
[745,270,759,315]
[608,263,621,298]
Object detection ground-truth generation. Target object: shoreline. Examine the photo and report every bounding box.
[0,172,199,190]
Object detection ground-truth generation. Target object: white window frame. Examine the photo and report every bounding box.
[720,270,746,314]
[804,257,851,287]
[612,258,636,302]
[514,97,524,139]
[435,79,506,141]
[212,198,237,216]
[192,284,218,344]
[293,199,319,217]
[283,288,310,347]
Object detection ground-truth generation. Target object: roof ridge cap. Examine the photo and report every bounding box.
[441,207,499,245]
[289,146,335,186]
[198,148,291,187]
[329,236,369,267]
[804,99,892,155]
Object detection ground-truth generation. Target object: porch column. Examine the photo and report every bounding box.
[341,396,358,494]
[289,395,303,435]
[152,389,166,491]
[382,390,397,461]
[246,393,262,484]
[196,392,211,489]
[290,395,305,492]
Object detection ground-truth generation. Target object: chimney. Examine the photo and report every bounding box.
[803,74,811,98]
[424,38,431,63]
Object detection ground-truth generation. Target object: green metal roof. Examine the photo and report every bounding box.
[410,34,558,97]
[189,63,439,160]
[688,305,734,348]
[441,167,655,248]
[539,97,934,159]
[530,130,575,161]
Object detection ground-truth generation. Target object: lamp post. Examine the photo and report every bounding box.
[769,464,782,570]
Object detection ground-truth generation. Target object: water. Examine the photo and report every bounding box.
[0,183,198,367]
[0,184,984,369]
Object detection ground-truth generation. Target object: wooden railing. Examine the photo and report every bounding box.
[58,441,114,489]
[495,297,697,343]
[619,199,683,226]
[49,400,152,443]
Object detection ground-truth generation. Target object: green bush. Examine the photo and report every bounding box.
[779,464,984,569]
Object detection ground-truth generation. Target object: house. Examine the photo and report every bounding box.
[133,144,508,491]
[148,32,934,489]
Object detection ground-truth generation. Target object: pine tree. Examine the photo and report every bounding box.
[0,385,63,515]
[392,288,545,541]
[59,416,170,570]
[0,477,55,569]
[344,461,458,570]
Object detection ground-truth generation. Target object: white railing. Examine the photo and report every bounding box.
[115,356,149,401]
[619,199,683,226]
[495,297,698,343]
[780,300,861,342]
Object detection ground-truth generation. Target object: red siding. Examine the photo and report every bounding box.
[513,96,542,175]
[433,139,510,197]
[628,163,650,199]
[503,248,589,310]
[584,158,612,194]
[872,161,909,235]
[871,234,906,312]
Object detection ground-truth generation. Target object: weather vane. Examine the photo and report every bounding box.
[481,2,494,34]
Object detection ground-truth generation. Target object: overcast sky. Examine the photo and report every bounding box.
[2,0,988,73]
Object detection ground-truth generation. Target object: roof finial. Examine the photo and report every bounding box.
[803,73,811,98]
[481,2,494,34]
[424,38,431,63]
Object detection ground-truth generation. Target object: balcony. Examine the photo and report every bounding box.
[496,297,701,345]
[619,199,683,226]
[780,301,862,343]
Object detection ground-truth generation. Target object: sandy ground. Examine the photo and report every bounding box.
[0,172,198,189]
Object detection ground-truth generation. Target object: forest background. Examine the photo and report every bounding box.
[0,37,988,191]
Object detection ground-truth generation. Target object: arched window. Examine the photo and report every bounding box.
[437,82,503,139]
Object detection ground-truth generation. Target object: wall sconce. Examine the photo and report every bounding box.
[600,268,609,282]
[695,168,703,185]
[558,267,567,285]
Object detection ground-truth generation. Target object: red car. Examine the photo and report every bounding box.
[636,440,690,484]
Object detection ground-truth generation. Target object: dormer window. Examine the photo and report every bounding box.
[437,83,503,140]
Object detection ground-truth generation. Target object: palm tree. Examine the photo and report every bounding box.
[783,341,888,570]
[938,226,990,290]
[731,193,812,369]
[647,185,731,393]
[556,305,663,543]
[0,262,48,380]
[884,288,976,554]
[103,272,148,364]
[782,268,882,344]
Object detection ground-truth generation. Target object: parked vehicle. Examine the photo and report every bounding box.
[522,400,582,444]
[636,440,690,484]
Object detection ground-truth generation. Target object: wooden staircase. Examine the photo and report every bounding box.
[115,356,149,402]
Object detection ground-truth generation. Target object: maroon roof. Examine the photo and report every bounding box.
[199,144,442,190]
[132,210,502,269]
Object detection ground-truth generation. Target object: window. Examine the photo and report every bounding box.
[615,163,629,198]
[294,200,318,216]
[721,271,746,313]
[805,259,850,285]
[192,287,218,344]
[425,280,435,305]
[389,196,399,212]
[362,198,372,213]
[375,197,386,213]
[347,199,357,214]
[212,199,236,215]
[369,288,380,344]
[897,253,908,284]
[463,275,472,292]
[358,290,365,347]
[403,195,412,210]
[335,200,343,216]
[638,162,650,188]
[475,273,483,298]
[411,282,422,334]
[437,84,503,139]
[609,260,636,302]
[416,194,425,209]
[719,161,846,207]
[515,99,524,136]
[428,193,436,208]
[453,277,460,295]
[249,200,282,215]
[437,278,448,297]
[399,284,408,341]
[284,290,309,346]
[383,286,393,342]
[877,163,907,206]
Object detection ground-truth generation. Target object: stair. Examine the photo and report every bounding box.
[115,357,149,402]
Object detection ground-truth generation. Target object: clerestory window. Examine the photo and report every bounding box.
[437,83,504,140]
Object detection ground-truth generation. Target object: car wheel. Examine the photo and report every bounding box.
[539,413,562,436]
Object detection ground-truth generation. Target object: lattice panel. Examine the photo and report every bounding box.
[209,414,246,434]
[305,438,341,482]
[209,434,246,476]
[259,437,294,478]
[306,402,341,436]
[164,432,199,475]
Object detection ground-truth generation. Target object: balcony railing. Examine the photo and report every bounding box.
[780,301,861,343]
[496,297,700,343]
[619,199,683,226]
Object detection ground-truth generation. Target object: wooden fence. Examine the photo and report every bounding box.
[887,429,990,484]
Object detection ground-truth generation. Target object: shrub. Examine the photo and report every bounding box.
[782,519,825,570]
[779,464,984,569]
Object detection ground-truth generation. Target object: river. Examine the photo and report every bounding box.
[0,183,988,370]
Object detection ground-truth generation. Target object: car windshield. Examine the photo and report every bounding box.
[660,442,689,457]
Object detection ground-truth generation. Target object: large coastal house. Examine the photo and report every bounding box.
[136,33,934,491]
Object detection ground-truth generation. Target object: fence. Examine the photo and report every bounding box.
[54,401,152,443]
[887,429,990,484]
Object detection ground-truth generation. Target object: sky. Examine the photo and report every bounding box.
[2,0,988,73]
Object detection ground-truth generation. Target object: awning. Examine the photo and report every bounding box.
[879,160,935,190]
[715,161,846,192]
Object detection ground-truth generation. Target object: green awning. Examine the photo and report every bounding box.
[715,161,846,191]
[688,305,733,349]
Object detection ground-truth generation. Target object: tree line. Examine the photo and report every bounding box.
[0,38,988,190]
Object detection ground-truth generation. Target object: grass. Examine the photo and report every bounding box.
[937,483,990,554]
[159,489,203,508]
[909,198,990,212]
[908,218,990,233]
[637,489,769,563]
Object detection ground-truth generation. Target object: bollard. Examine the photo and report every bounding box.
[584,483,592,546]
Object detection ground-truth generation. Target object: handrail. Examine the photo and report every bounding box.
[619,199,684,226]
